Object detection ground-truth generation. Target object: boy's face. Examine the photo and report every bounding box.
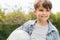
[34,6,51,21]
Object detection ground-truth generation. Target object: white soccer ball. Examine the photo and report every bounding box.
[7,30,30,40]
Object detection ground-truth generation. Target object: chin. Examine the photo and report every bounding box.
[41,18,48,21]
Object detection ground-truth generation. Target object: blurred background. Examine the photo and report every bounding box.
[0,0,60,40]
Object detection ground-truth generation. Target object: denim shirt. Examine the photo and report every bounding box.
[17,20,60,40]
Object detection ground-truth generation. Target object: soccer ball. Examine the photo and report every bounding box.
[7,30,30,40]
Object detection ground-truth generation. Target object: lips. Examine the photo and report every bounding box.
[41,16,48,17]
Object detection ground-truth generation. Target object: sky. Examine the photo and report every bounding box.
[0,0,60,15]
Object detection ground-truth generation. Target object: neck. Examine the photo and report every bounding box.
[37,19,48,26]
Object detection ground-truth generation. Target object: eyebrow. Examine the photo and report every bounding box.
[38,8,50,11]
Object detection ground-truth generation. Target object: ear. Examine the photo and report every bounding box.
[33,10,37,15]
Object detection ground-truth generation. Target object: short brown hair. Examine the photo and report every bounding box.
[34,0,52,10]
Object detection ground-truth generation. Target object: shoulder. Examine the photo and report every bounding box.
[16,20,35,30]
[49,21,59,36]
[48,21,60,40]
[49,21,58,32]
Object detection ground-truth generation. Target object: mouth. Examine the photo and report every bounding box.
[41,16,48,18]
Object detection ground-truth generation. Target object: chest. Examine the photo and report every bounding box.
[31,24,48,40]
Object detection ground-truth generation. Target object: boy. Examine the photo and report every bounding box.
[7,0,60,40]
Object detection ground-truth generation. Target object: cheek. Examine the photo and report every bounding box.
[37,13,42,17]
[36,12,42,17]
[47,12,51,17]
[38,14,41,17]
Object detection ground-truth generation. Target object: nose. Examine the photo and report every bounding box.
[43,11,46,15]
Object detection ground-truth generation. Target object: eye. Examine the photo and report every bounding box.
[39,9,43,12]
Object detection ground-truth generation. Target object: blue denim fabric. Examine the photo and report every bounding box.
[17,20,60,40]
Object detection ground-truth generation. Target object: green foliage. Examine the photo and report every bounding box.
[0,9,5,23]
[55,12,60,33]
[5,10,26,24]
[26,11,36,21]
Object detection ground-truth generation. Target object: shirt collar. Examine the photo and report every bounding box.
[31,20,57,34]
[48,21,57,33]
